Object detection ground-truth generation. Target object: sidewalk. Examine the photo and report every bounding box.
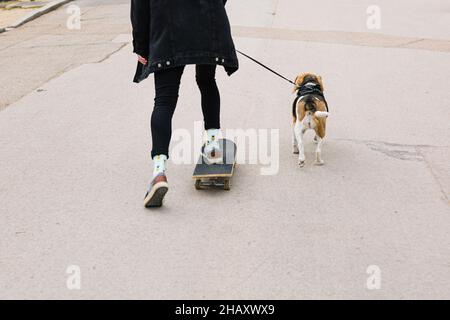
[0,1,36,30]
[0,0,70,30]
[0,0,449,299]
[0,0,128,110]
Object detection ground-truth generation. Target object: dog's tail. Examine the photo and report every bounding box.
[303,96,316,112]
[293,96,319,119]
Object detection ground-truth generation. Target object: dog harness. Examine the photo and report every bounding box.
[296,82,324,98]
[295,82,329,112]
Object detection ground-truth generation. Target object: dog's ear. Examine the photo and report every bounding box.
[292,74,305,94]
[292,75,299,94]
[297,73,307,85]
[317,75,325,92]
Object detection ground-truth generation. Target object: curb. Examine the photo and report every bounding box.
[7,0,73,29]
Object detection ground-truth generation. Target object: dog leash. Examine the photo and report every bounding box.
[237,50,330,113]
[236,50,296,86]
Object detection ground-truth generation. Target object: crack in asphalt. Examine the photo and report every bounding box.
[95,42,127,63]
[334,138,449,201]
[416,147,450,203]
[334,138,449,150]
[364,141,424,162]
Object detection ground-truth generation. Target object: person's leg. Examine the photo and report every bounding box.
[196,64,220,130]
[145,65,184,208]
[151,65,185,160]
[196,64,222,163]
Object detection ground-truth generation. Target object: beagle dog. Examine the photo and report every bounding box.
[292,73,329,166]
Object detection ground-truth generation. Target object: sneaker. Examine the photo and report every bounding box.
[144,173,169,208]
[202,139,223,164]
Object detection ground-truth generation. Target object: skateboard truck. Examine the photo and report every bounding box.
[195,177,231,190]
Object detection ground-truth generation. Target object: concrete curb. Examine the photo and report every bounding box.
[7,0,73,29]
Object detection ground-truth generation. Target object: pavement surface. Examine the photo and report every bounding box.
[0,1,53,28]
[0,0,449,299]
[0,6,34,30]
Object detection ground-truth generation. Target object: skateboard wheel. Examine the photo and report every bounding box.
[195,179,202,190]
[224,179,231,190]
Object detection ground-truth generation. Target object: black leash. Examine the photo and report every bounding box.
[237,50,330,112]
[236,50,296,86]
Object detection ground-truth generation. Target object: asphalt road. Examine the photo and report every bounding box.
[0,0,449,299]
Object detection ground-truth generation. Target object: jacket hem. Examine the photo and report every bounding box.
[133,54,239,83]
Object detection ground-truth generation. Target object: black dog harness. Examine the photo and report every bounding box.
[294,82,329,112]
[297,83,324,98]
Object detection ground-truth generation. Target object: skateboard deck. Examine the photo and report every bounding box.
[193,139,237,190]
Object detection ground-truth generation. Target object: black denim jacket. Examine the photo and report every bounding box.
[131,0,238,83]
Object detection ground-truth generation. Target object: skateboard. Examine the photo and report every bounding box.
[193,139,237,190]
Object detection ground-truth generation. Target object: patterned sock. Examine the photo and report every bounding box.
[206,128,220,144]
[153,154,167,178]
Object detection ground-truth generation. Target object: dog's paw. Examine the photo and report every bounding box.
[315,159,325,166]
[298,160,306,167]
[292,145,299,154]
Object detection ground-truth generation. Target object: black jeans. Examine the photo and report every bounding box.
[151,64,220,159]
